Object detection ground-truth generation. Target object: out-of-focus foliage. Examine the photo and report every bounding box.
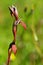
[0,0,43,65]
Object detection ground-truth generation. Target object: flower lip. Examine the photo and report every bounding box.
[9,6,14,13]
[9,5,18,17]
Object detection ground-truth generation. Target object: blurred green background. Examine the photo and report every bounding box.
[0,0,43,65]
